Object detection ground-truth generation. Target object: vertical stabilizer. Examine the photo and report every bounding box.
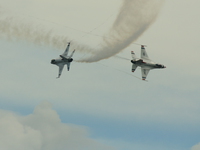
[69,50,75,58]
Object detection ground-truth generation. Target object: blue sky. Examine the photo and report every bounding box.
[0,0,200,150]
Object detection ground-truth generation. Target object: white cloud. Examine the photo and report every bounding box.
[191,143,200,150]
[0,101,115,150]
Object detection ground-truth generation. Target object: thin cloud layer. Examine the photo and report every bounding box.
[0,102,115,150]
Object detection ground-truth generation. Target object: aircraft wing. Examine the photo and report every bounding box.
[141,45,150,60]
[141,68,150,80]
[62,43,70,57]
[57,64,64,78]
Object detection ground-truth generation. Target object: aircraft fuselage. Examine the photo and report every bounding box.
[51,58,73,65]
[131,59,165,69]
[130,45,166,80]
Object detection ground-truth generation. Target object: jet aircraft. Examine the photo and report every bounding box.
[51,43,75,78]
[131,45,166,80]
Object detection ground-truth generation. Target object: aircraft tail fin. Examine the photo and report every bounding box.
[69,50,75,58]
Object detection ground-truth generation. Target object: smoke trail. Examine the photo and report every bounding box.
[78,0,164,62]
[0,0,163,62]
[0,14,87,51]
[0,10,97,54]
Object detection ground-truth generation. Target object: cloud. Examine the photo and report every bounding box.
[191,143,200,150]
[0,101,115,150]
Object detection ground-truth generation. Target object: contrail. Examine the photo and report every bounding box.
[0,0,164,62]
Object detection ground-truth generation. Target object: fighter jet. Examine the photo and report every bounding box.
[51,43,75,78]
[131,45,166,80]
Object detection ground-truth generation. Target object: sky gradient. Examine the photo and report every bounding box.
[0,0,200,150]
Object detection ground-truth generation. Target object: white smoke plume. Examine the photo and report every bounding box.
[0,102,115,150]
[79,0,164,62]
[0,0,163,62]
[0,15,71,50]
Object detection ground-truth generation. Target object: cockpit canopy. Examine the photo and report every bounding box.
[156,64,165,68]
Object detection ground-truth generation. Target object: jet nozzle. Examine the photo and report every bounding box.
[51,59,56,64]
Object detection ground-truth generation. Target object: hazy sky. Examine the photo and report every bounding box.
[0,0,200,150]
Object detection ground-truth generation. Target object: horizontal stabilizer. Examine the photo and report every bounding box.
[131,51,137,61]
[141,45,150,60]
[132,64,137,72]
[66,62,71,71]
[57,64,64,78]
